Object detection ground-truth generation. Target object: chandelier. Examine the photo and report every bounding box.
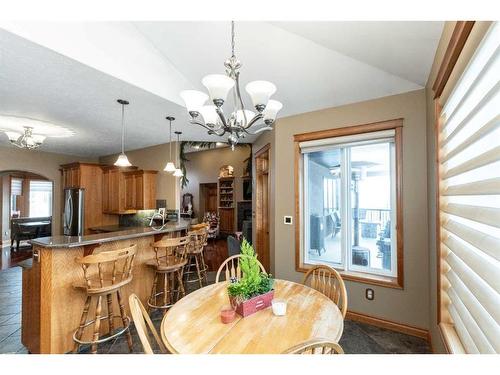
[5,127,46,150]
[180,21,283,150]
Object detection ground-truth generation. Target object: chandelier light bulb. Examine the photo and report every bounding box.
[201,74,235,106]
[199,105,219,126]
[180,90,208,115]
[263,100,283,122]
[245,80,277,110]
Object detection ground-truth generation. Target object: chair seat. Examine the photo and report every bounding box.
[146,256,187,271]
[73,272,132,294]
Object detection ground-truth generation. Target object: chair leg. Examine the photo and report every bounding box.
[163,273,169,315]
[106,293,114,335]
[176,270,186,298]
[147,272,158,313]
[91,295,102,354]
[73,295,91,353]
[200,252,208,283]
[194,254,203,288]
[116,290,133,352]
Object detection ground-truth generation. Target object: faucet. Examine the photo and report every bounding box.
[148,210,166,227]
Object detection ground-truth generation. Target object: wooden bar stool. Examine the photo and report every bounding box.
[146,236,190,313]
[72,244,137,354]
[183,227,209,288]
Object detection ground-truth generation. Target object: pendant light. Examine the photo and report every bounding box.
[164,116,176,172]
[173,131,184,177]
[114,99,132,167]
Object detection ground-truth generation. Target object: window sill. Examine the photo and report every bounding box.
[439,322,465,354]
[297,264,403,289]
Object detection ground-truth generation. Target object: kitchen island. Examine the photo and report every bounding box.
[21,220,190,354]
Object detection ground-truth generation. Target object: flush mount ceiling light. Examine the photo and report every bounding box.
[114,99,132,167]
[180,21,283,150]
[164,116,176,173]
[0,115,74,150]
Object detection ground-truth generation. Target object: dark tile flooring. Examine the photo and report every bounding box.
[0,266,431,354]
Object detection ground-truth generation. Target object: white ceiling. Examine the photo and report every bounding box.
[0,21,443,157]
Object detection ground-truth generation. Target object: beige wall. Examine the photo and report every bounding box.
[181,146,251,225]
[425,21,493,353]
[99,142,180,211]
[0,145,96,236]
[270,89,430,329]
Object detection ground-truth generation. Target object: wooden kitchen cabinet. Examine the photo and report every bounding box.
[219,208,234,234]
[103,167,157,214]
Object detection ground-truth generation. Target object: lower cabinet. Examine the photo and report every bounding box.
[219,208,235,234]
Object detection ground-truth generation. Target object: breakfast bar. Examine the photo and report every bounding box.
[20,221,190,354]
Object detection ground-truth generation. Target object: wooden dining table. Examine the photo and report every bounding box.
[161,279,344,354]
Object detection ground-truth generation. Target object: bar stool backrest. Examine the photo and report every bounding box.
[151,236,191,267]
[187,228,207,252]
[75,244,137,292]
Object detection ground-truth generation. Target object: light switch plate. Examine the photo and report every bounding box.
[284,216,293,225]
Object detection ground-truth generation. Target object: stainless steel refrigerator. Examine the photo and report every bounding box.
[63,188,85,236]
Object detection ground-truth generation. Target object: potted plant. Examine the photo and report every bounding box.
[227,239,275,317]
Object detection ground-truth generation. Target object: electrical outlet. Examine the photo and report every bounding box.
[365,288,374,301]
[283,216,293,225]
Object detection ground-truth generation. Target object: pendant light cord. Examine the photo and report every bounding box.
[121,103,125,154]
[169,119,172,160]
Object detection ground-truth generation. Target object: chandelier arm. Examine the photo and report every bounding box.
[242,113,264,129]
[190,120,226,136]
[215,107,229,129]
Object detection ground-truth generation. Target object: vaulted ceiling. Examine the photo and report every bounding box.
[0,21,443,157]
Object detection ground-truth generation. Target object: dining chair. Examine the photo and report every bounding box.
[302,265,347,318]
[128,294,167,354]
[215,254,267,283]
[283,338,344,354]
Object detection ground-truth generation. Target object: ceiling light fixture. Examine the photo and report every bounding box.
[173,131,184,177]
[180,21,283,150]
[5,127,46,150]
[0,115,74,150]
[114,99,132,167]
[164,116,177,173]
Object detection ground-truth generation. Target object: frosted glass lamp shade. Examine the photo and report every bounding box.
[32,134,46,144]
[5,131,21,142]
[180,90,208,113]
[245,81,276,108]
[164,162,176,172]
[199,105,219,125]
[263,100,283,122]
[114,153,132,167]
[234,110,255,125]
[173,168,184,177]
[202,74,234,104]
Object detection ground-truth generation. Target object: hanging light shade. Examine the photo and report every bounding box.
[262,100,283,123]
[173,130,183,177]
[163,116,176,172]
[198,105,219,126]
[114,99,132,167]
[201,74,235,106]
[180,90,208,115]
[245,81,276,110]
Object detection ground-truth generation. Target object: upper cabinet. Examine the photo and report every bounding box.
[102,166,157,214]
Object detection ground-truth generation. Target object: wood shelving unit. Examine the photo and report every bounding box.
[218,176,235,234]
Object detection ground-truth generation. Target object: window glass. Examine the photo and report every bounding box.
[29,180,52,218]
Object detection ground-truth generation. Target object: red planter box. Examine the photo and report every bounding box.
[230,290,275,317]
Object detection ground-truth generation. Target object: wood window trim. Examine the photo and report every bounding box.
[432,21,475,99]
[294,118,404,290]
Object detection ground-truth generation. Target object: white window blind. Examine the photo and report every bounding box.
[11,178,22,196]
[438,22,500,354]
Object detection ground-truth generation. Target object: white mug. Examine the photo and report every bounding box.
[271,299,287,316]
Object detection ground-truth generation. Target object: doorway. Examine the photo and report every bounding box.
[0,170,53,270]
[199,183,218,219]
[255,144,270,272]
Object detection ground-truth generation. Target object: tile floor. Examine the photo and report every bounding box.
[0,266,431,354]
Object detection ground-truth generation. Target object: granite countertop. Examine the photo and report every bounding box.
[30,220,190,249]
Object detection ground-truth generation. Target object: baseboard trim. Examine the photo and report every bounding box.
[346,310,429,341]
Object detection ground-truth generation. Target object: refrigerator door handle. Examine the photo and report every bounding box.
[64,193,70,231]
[68,193,73,232]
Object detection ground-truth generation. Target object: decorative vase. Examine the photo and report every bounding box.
[229,290,275,317]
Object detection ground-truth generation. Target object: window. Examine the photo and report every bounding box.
[29,180,53,218]
[295,120,403,288]
[436,22,500,354]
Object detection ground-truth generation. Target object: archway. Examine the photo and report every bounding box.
[0,170,54,270]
